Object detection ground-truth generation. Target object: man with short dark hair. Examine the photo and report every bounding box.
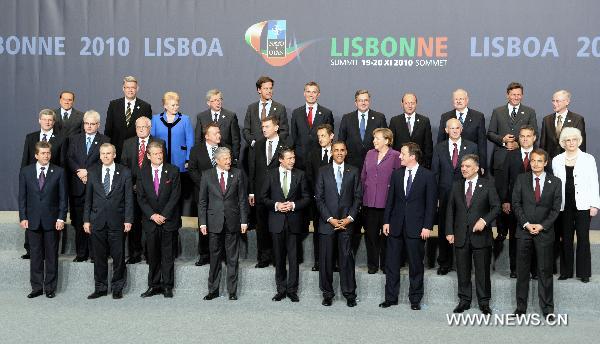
[54,90,84,138]
[243,76,289,147]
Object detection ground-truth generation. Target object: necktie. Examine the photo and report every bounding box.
[267,140,273,164]
[336,166,343,194]
[322,149,328,164]
[406,116,412,136]
[307,106,314,128]
[125,102,132,127]
[42,134,47,142]
[466,181,473,207]
[282,171,289,198]
[452,143,459,168]
[458,112,464,124]
[534,177,541,203]
[556,115,563,138]
[213,113,219,123]
[153,169,160,196]
[523,152,530,171]
[406,169,413,195]
[138,140,146,168]
[211,146,217,167]
[511,107,517,120]
[86,137,92,154]
[103,168,111,195]
[220,171,226,194]
[63,112,68,120]
[260,102,267,121]
[359,113,366,141]
[38,166,46,190]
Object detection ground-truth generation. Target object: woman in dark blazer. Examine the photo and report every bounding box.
[361,128,401,274]
[552,127,600,283]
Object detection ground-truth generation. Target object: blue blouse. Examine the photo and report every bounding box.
[151,112,194,172]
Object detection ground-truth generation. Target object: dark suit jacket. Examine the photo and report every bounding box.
[289,104,334,169]
[383,166,437,238]
[512,172,562,239]
[188,143,218,189]
[431,139,478,195]
[136,163,182,232]
[314,163,362,234]
[540,111,586,160]
[438,109,487,171]
[18,163,68,231]
[21,131,66,168]
[248,137,288,198]
[243,100,289,144]
[54,108,84,139]
[445,177,500,248]
[487,104,538,171]
[198,167,249,233]
[337,110,387,171]
[389,113,433,168]
[304,146,333,195]
[120,135,165,185]
[83,164,134,229]
[261,168,311,234]
[105,97,153,161]
[194,108,241,162]
[500,149,531,203]
[66,132,111,197]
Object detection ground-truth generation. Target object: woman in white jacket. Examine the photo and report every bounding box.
[552,127,600,283]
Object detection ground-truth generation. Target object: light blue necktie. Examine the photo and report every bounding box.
[359,113,366,141]
[458,112,464,124]
[406,169,413,195]
[86,137,92,154]
[336,166,343,195]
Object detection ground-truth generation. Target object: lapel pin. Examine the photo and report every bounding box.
[116,171,120,175]
[94,141,98,144]
[318,111,322,115]
[50,169,54,173]
[371,116,374,119]
[273,107,277,111]
[548,180,551,183]
[478,184,482,188]
[137,106,140,109]
[416,119,420,122]
[463,146,466,150]
[567,119,571,122]
[520,111,524,114]
[222,115,225,119]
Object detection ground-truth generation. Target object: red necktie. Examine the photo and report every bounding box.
[523,152,530,171]
[138,140,146,168]
[466,181,473,207]
[307,106,313,128]
[220,171,226,194]
[451,143,459,168]
[534,177,541,203]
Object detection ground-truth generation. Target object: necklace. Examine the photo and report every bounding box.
[565,155,578,161]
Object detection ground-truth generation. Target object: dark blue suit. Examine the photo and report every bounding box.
[18,163,67,293]
[383,166,436,304]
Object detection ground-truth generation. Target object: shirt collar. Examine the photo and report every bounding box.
[102,163,116,172]
[332,161,344,170]
[61,108,72,115]
[456,108,469,116]
[36,162,49,171]
[279,166,291,174]
[449,137,462,146]
[216,166,228,175]
[41,129,53,136]
[533,171,546,180]
[151,163,163,171]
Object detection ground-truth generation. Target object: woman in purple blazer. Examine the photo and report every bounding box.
[361,128,401,274]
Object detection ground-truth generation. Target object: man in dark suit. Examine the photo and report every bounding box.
[19,141,68,298]
[380,143,436,310]
[120,116,165,264]
[248,117,287,268]
[54,90,84,139]
[511,148,561,318]
[194,89,241,164]
[83,143,134,300]
[105,76,153,163]
[540,90,586,161]
[243,76,289,148]
[499,125,537,277]
[446,154,500,315]
[67,110,111,262]
[289,81,334,170]
[314,141,361,307]
[198,147,249,301]
[389,93,433,168]
[261,147,311,302]
[136,141,181,298]
[431,118,478,275]
[305,124,335,271]
[188,122,222,266]
[438,89,487,173]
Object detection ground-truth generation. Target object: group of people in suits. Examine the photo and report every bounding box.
[18,77,598,317]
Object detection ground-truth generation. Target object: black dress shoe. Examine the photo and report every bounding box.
[512,309,526,316]
[21,253,30,259]
[453,302,471,313]
[347,298,357,307]
[311,265,319,272]
[544,313,556,322]
[558,275,570,280]
[510,271,517,278]
[411,303,421,310]
[163,288,173,298]
[334,266,340,272]
[46,291,56,299]
[203,292,219,300]
[479,305,492,315]
[229,293,237,300]
[367,267,378,274]
[255,261,270,268]
[140,287,163,298]
[73,256,88,262]
[288,293,299,302]
[531,274,538,280]
[322,297,333,306]
[27,290,43,298]
[378,300,398,308]
[126,256,142,264]
[195,258,209,266]
[87,291,107,299]
[112,291,123,299]
[272,292,286,301]
[437,267,449,275]
[581,277,590,283]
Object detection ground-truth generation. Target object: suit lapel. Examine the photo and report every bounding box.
[349,112,360,137]
[411,115,421,138]
[109,166,122,195]
[223,170,236,197]
[40,165,55,192]
[339,166,352,198]
[468,180,484,208]
[364,113,377,143]
[287,169,298,199]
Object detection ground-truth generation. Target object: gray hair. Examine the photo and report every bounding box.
[214,147,231,161]
[453,88,468,99]
[135,116,151,127]
[461,153,479,166]
[559,127,583,149]
[205,89,223,102]
[553,89,571,101]
[83,110,101,124]
[445,117,463,129]
[123,75,138,84]
[38,108,56,121]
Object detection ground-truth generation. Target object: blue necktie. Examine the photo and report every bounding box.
[359,113,366,141]
[86,137,92,154]
[406,169,413,195]
[103,168,110,195]
[458,112,464,124]
[336,166,343,195]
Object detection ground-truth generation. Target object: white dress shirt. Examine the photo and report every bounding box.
[404,163,420,191]
[276,166,295,211]
[125,98,137,113]
[151,164,163,184]
[216,167,229,189]
[101,163,116,191]
[39,129,54,141]
[448,138,462,158]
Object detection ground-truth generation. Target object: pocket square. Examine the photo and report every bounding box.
[165,179,172,184]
